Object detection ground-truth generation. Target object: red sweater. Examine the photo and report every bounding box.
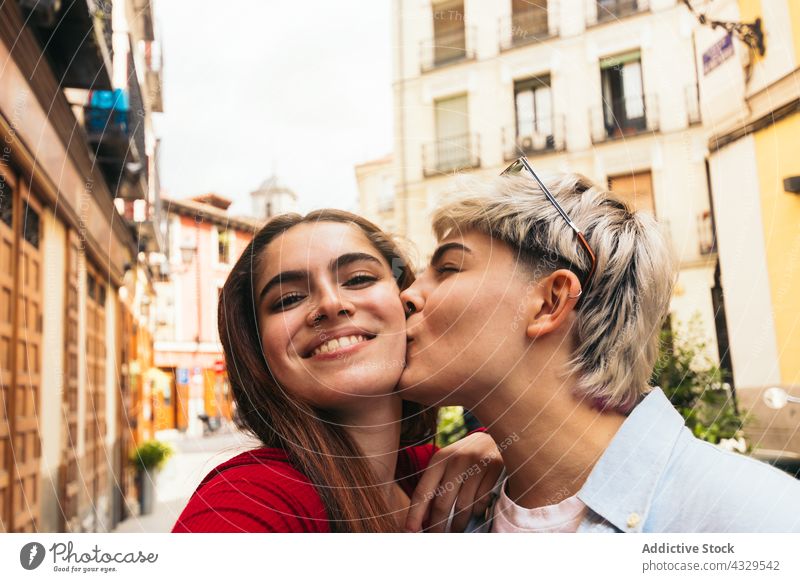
[172,444,436,533]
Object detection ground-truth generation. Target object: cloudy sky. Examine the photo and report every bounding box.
[154,1,393,216]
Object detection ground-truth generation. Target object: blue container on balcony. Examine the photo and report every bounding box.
[86,88,130,136]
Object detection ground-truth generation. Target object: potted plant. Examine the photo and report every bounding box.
[130,440,174,515]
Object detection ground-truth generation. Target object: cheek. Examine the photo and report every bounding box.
[258,312,300,371]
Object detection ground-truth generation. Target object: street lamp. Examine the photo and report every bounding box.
[179,240,197,266]
[763,387,800,410]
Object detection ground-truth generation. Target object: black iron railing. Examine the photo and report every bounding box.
[422,133,481,176]
[590,94,658,143]
[502,116,566,160]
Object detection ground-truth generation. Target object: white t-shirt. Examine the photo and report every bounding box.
[490,478,587,533]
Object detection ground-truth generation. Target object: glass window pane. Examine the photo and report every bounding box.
[534,86,552,135]
[622,61,644,118]
[515,89,534,136]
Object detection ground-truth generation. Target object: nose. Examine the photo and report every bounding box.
[399,280,425,319]
[307,282,355,326]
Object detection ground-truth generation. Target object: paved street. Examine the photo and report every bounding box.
[113,428,260,533]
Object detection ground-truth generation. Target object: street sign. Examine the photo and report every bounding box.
[703,33,734,76]
[176,367,189,385]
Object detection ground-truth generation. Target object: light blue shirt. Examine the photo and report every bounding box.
[473,387,800,533]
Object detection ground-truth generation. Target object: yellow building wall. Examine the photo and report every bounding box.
[738,0,800,64]
[754,112,800,384]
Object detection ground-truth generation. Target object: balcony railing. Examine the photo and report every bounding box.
[420,27,476,73]
[588,0,649,27]
[423,133,481,176]
[590,94,659,143]
[503,117,566,160]
[686,83,701,126]
[498,8,557,51]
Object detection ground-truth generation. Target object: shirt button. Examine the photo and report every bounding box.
[627,513,641,529]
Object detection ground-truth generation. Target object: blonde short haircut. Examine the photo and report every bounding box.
[432,173,676,412]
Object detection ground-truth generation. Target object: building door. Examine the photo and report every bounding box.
[1,163,45,533]
[0,164,15,531]
[60,229,82,531]
[85,263,108,530]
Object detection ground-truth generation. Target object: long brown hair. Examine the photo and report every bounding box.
[219,209,436,532]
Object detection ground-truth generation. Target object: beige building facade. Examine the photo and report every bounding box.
[360,0,727,370]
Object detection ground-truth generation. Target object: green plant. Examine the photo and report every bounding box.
[436,406,467,448]
[129,440,174,473]
[650,314,749,449]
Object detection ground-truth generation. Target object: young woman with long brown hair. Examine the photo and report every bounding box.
[172,210,502,532]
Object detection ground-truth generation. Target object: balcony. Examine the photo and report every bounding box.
[422,134,481,176]
[588,0,649,27]
[502,117,566,160]
[590,94,659,143]
[83,87,147,200]
[20,0,114,90]
[420,27,476,73]
[498,9,557,51]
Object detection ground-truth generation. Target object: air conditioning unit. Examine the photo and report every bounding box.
[516,135,534,151]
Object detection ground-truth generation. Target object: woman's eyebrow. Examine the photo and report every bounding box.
[258,253,382,304]
[259,270,307,303]
[330,252,382,271]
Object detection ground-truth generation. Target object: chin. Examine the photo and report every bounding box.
[397,373,440,406]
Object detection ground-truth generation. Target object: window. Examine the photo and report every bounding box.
[22,201,40,249]
[217,227,231,264]
[607,170,655,215]
[511,0,549,40]
[434,94,471,172]
[600,51,646,139]
[597,0,642,24]
[432,0,466,66]
[514,76,554,152]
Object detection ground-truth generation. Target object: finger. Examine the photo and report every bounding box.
[450,465,483,533]
[426,465,462,533]
[471,461,503,519]
[405,457,447,532]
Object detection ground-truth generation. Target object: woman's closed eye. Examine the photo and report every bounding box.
[435,264,460,275]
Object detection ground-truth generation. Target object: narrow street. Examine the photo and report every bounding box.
[113,428,260,533]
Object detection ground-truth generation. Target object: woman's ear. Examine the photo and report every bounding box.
[524,269,581,340]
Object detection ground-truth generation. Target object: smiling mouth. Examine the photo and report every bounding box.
[305,334,376,358]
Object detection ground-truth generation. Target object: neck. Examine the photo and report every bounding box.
[335,393,409,516]
[472,360,626,510]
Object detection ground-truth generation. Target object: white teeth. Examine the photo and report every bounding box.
[311,335,368,357]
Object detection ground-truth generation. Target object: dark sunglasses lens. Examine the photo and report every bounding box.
[502,159,525,176]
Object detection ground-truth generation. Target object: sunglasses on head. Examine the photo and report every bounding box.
[501,157,597,294]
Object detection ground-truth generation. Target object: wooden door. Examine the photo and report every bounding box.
[0,165,16,532]
[84,263,108,530]
[12,183,44,532]
[60,229,82,531]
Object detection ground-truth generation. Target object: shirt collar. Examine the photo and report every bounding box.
[576,387,685,532]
